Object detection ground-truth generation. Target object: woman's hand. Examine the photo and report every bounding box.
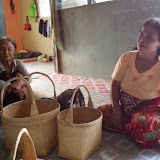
[7,81,27,100]
[6,71,27,99]
[112,105,123,130]
[7,80,25,93]
[8,71,25,92]
[110,79,122,130]
[15,86,27,100]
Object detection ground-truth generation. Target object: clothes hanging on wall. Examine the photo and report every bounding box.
[10,0,15,14]
[43,20,50,38]
[28,0,37,18]
[39,19,44,34]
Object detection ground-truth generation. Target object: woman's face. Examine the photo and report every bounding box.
[137,24,160,56]
[0,40,15,62]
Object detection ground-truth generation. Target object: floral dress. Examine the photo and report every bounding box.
[120,91,160,148]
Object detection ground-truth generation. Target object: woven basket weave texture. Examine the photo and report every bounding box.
[1,72,60,156]
[57,85,102,160]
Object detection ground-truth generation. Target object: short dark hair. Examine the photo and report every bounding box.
[142,17,160,56]
[143,17,160,40]
[0,35,17,50]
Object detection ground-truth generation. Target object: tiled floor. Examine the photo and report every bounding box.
[1,61,160,160]
[24,61,111,107]
[25,61,55,74]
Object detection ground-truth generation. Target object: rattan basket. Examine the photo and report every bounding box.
[1,72,60,156]
[57,85,103,160]
[10,128,43,160]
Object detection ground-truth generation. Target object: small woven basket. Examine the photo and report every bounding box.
[57,85,103,160]
[1,72,60,156]
[10,128,43,160]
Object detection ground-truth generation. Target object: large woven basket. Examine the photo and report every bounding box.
[57,85,103,160]
[1,72,60,156]
[10,128,43,160]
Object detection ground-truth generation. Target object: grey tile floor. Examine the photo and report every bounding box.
[0,61,159,160]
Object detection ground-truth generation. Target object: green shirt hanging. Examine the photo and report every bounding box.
[28,0,37,18]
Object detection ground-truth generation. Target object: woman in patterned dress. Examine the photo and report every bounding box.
[0,35,30,106]
[98,17,160,148]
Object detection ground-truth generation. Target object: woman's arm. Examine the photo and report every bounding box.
[7,71,27,99]
[111,79,122,129]
[12,71,26,89]
[0,80,11,98]
[15,59,32,83]
[6,59,31,99]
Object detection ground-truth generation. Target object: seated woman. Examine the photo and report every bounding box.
[0,35,31,106]
[98,17,160,148]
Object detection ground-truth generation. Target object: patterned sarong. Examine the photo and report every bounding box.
[120,91,160,148]
[98,91,160,148]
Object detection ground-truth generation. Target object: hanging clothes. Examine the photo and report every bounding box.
[43,20,50,38]
[39,19,44,34]
[10,0,15,14]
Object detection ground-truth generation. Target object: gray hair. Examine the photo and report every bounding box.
[0,35,17,49]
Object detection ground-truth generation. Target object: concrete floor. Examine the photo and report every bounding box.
[24,61,55,74]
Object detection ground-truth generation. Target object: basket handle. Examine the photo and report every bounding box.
[27,72,58,104]
[0,77,39,116]
[10,128,37,160]
[65,85,93,123]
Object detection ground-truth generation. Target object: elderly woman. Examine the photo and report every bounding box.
[98,17,160,148]
[0,35,30,106]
